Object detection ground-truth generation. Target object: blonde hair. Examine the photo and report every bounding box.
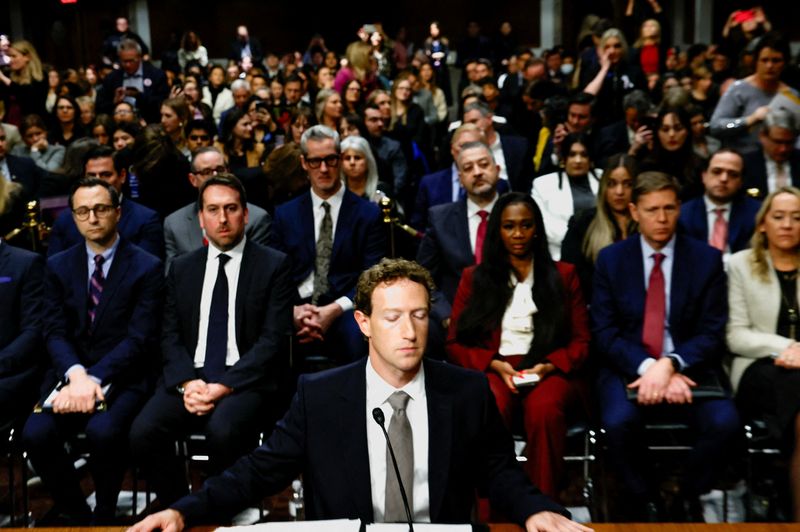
[10,40,43,84]
[345,41,372,80]
[0,178,21,218]
[749,187,800,282]
[634,18,661,49]
[389,71,415,131]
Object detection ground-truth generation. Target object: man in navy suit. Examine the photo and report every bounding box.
[0,241,45,430]
[95,39,169,124]
[1,128,42,202]
[743,108,800,199]
[269,125,386,362]
[128,259,589,532]
[417,141,502,357]
[22,178,163,525]
[679,149,761,262]
[463,102,533,193]
[591,172,739,520]
[48,146,163,258]
[130,174,293,508]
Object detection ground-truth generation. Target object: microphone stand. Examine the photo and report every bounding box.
[379,196,423,258]
[372,408,414,532]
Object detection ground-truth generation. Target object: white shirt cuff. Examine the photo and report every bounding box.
[637,358,657,376]
[335,296,353,312]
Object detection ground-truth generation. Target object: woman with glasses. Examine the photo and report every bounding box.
[341,79,364,116]
[49,95,86,148]
[113,101,138,125]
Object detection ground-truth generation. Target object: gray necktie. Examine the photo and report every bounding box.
[384,391,413,522]
[312,201,332,304]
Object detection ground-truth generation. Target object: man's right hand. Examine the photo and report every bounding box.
[127,508,185,532]
[628,357,674,405]
[182,379,214,415]
[294,304,323,343]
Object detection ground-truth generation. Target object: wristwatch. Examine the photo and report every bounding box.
[666,355,681,372]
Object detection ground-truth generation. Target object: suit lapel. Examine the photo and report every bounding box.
[451,200,473,265]
[669,237,689,329]
[424,361,453,522]
[331,191,354,264]
[186,249,208,350]
[623,237,646,318]
[300,193,316,264]
[233,241,254,346]
[728,197,745,251]
[0,243,10,275]
[692,200,709,240]
[338,360,374,520]
[185,207,203,248]
[70,246,90,333]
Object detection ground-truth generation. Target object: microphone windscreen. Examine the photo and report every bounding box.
[372,407,385,426]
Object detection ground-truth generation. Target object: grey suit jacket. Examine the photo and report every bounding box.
[163,201,271,271]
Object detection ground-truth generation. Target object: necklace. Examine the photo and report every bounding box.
[777,268,799,339]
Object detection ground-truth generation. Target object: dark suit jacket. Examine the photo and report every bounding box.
[6,154,43,203]
[742,149,800,199]
[0,243,44,385]
[48,197,164,259]
[43,238,163,393]
[369,135,408,194]
[416,199,473,322]
[268,189,386,304]
[591,234,727,379]
[95,62,170,123]
[678,194,761,253]
[171,357,566,526]
[229,37,264,65]
[595,121,631,167]
[161,240,293,392]
[500,134,533,193]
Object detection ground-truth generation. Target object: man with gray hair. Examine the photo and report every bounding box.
[269,125,386,363]
[217,79,252,132]
[743,107,800,198]
[163,146,271,271]
[96,38,169,123]
[597,89,653,166]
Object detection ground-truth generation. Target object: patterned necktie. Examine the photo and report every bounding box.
[385,391,413,522]
[205,253,231,381]
[710,207,727,252]
[312,201,332,304]
[642,253,666,358]
[474,210,489,264]
[88,254,105,324]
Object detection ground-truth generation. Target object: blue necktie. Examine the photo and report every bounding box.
[205,253,231,381]
[88,254,105,324]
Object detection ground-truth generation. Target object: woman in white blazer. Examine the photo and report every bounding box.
[531,132,601,260]
[726,186,800,521]
[202,65,235,124]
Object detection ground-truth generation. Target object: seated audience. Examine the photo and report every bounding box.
[12,113,65,172]
[743,108,800,199]
[727,186,800,522]
[340,135,387,199]
[49,95,86,148]
[447,192,589,499]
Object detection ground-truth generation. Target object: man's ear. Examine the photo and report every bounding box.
[354,309,371,338]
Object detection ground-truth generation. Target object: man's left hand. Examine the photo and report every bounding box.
[313,302,343,334]
[628,357,674,405]
[202,383,233,404]
[525,511,593,531]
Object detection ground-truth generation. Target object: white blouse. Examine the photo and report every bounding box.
[499,266,537,356]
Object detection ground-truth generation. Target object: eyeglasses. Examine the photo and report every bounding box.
[304,154,340,168]
[72,204,116,221]
[114,109,133,115]
[765,136,795,147]
[194,165,227,177]
[56,105,74,111]
[189,134,211,141]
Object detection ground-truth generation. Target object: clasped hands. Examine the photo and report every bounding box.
[294,302,343,343]
[181,379,232,416]
[490,359,556,394]
[52,368,104,414]
[628,357,696,405]
[775,343,800,369]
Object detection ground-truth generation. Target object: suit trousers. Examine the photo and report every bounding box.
[597,369,740,498]
[22,387,146,521]
[487,356,584,499]
[129,384,269,507]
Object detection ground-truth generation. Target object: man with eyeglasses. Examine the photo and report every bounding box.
[364,103,408,197]
[164,146,271,271]
[22,177,163,525]
[0,128,42,203]
[47,145,163,258]
[184,120,214,154]
[743,107,800,198]
[269,125,386,363]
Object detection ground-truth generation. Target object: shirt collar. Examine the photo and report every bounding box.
[467,193,498,218]
[366,355,425,406]
[510,262,535,287]
[124,64,144,78]
[703,195,731,213]
[85,232,120,262]
[310,182,345,211]
[640,233,676,259]
[206,235,247,262]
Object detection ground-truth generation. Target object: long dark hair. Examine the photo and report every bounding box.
[220,107,254,156]
[456,192,569,367]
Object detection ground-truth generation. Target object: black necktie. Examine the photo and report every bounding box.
[205,253,231,381]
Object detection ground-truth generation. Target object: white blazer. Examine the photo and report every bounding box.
[726,249,798,391]
[531,169,602,260]
[202,86,235,124]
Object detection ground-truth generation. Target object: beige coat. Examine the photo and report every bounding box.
[726,249,798,391]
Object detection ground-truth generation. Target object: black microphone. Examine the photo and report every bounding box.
[372,407,414,532]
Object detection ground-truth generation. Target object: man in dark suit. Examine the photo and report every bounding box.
[269,125,386,362]
[1,128,42,202]
[164,147,270,271]
[22,178,163,525]
[365,104,409,195]
[679,149,761,261]
[0,241,45,430]
[463,101,532,193]
[537,92,601,177]
[95,39,169,124]
[417,141,502,357]
[128,258,589,532]
[595,90,652,167]
[130,173,293,508]
[591,172,739,521]
[229,25,264,66]
[47,146,163,258]
[743,108,800,199]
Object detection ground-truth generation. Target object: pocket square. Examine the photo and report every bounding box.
[0,277,12,283]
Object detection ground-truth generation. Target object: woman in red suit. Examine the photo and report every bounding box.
[447,192,590,499]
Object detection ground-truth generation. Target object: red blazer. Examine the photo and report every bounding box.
[446,262,590,374]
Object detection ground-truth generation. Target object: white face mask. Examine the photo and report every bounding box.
[560,64,575,76]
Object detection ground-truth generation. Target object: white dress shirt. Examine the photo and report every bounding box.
[193,237,246,368]
[296,185,353,311]
[703,195,733,266]
[366,358,430,522]
[499,266,537,356]
[766,158,794,194]
[466,194,499,254]
[489,135,509,182]
[449,163,461,203]
[0,158,10,182]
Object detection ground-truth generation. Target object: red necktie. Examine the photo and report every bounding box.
[474,210,489,264]
[642,252,665,358]
[710,207,727,251]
